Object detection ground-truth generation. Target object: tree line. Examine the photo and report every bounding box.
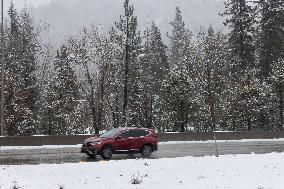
[0,0,283,135]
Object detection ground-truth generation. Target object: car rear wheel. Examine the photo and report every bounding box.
[101,147,113,160]
[141,145,152,158]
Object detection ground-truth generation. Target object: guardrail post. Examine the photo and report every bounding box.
[214,135,219,157]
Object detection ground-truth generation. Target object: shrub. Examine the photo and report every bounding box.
[130,172,143,185]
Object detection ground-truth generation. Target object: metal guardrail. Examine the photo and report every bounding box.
[0,131,284,146]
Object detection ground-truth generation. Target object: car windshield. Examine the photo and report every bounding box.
[100,129,121,138]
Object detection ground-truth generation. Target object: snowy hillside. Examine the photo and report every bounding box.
[30,0,225,43]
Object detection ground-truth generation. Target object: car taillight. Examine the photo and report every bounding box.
[149,129,158,138]
[152,133,158,138]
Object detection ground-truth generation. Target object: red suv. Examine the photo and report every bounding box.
[81,128,158,159]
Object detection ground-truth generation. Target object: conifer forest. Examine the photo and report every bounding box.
[1,0,284,135]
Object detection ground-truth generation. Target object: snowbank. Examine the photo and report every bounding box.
[0,153,283,189]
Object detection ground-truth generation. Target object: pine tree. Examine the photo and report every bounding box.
[258,0,284,77]
[105,33,123,129]
[195,26,230,131]
[4,3,40,135]
[228,67,263,131]
[165,7,196,132]
[38,68,58,135]
[269,58,284,130]
[221,0,264,131]
[110,0,143,127]
[221,0,256,71]
[139,23,168,130]
[51,45,83,134]
[18,6,40,134]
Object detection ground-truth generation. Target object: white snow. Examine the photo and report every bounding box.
[1,138,284,151]
[0,153,284,189]
[0,144,83,151]
[158,138,284,144]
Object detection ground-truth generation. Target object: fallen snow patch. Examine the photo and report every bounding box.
[158,138,284,144]
[0,153,284,189]
[0,144,83,151]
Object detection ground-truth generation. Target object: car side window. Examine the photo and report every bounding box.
[119,130,131,138]
[141,130,150,137]
[119,130,150,138]
[131,130,149,137]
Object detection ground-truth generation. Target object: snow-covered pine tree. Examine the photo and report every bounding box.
[110,0,143,127]
[253,0,284,130]
[221,0,256,71]
[4,3,21,135]
[18,6,40,135]
[227,67,263,131]
[37,40,59,135]
[139,23,168,130]
[51,45,83,134]
[221,0,264,131]
[258,0,284,78]
[165,7,196,132]
[106,33,123,128]
[195,26,230,131]
[3,3,40,135]
[269,58,284,130]
[38,65,58,135]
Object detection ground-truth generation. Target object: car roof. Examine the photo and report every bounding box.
[116,127,150,131]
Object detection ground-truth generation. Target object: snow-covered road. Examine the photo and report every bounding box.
[0,153,283,189]
[1,140,284,165]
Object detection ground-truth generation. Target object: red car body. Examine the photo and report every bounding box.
[81,128,158,159]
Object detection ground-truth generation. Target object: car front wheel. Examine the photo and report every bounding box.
[86,151,96,158]
[141,145,152,158]
[101,147,113,160]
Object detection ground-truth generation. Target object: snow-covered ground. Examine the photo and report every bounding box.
[0,153,283,189]
[1,138,284,151]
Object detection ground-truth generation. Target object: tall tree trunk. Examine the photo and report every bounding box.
[179,101,185,132]
[48,105,52,135]
[206,63,216,131]
[247,117,251,131]
[84,63,98,134]
[115,91,120,128]
[149,95,153,129]
[122,2,130,127]
[279,85,283,130]
[209,99,216,131]
[97,65,106,131]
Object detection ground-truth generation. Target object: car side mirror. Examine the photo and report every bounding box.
[115,136,122,140]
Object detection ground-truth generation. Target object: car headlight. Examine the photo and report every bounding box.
[89,141,101,146]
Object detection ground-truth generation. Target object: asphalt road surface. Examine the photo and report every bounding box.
[1,141,284,165]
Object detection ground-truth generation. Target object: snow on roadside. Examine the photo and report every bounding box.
[0,144,83,151]
[158,138,284,144]
[1,138,284,151]
[0,153,283,189]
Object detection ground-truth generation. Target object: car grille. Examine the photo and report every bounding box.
[83,142,93,147]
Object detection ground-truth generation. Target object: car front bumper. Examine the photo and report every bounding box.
[81,144,97,154]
